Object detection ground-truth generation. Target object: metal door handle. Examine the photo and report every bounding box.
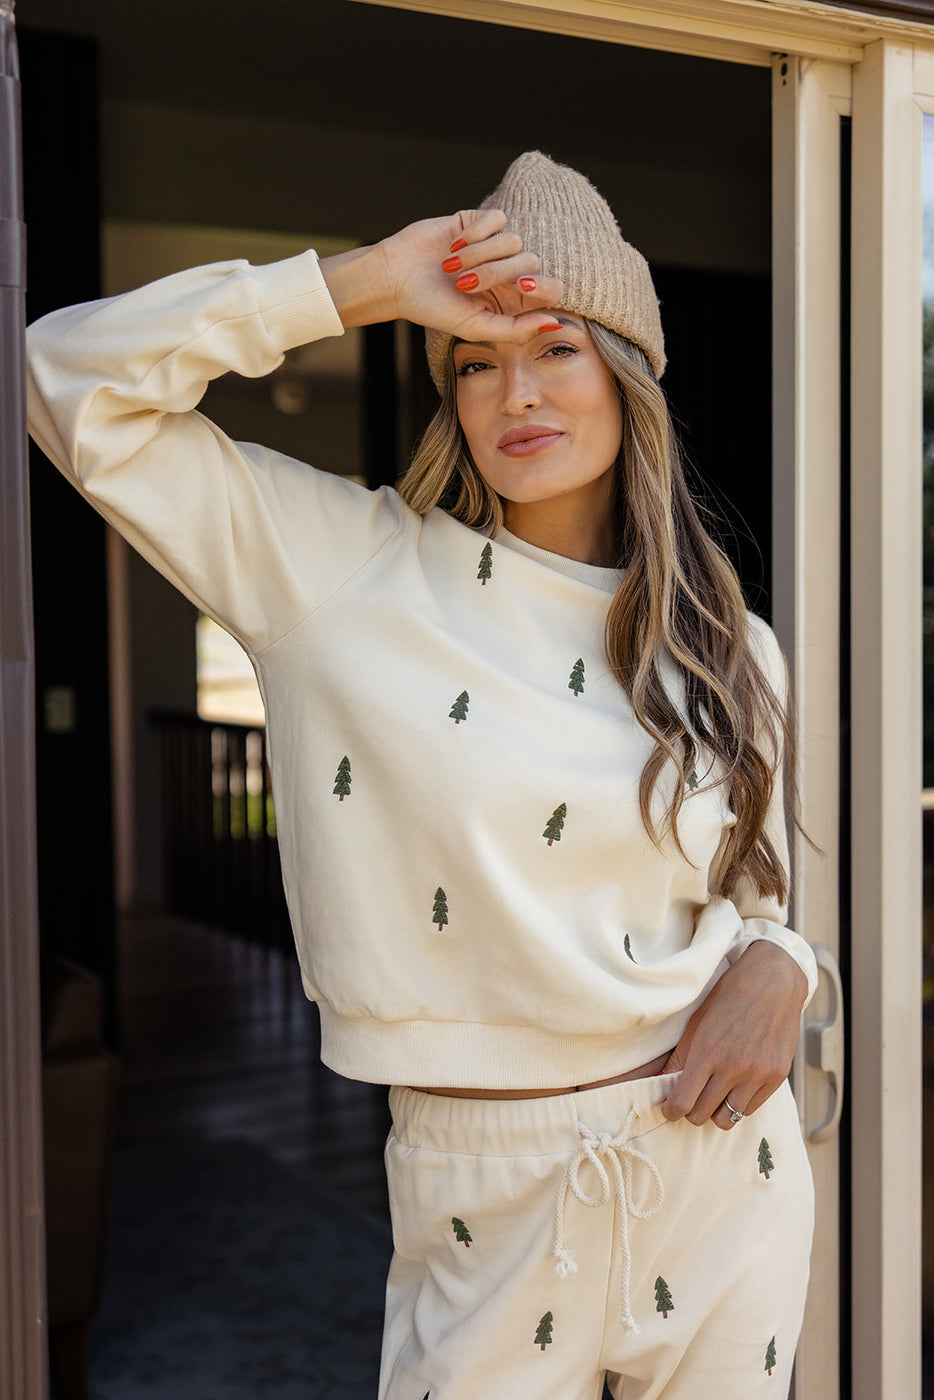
[804,942,845,1143]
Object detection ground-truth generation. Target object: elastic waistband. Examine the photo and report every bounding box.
[388,1071,681,1157]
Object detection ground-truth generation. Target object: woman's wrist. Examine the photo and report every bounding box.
[739,937,810,1009]
[318,243,393,330]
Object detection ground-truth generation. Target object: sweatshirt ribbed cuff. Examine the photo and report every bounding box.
[253,249,345,352]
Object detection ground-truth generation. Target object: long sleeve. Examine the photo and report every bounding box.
[26,251,405,655]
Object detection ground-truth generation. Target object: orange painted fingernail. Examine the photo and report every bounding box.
[455,272,479,291]
[450,238,468,253]
[536,322,563,334]
[518,277,537,292]
[442,255,463,273]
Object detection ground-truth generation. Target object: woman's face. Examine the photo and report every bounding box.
[452,315,623,517]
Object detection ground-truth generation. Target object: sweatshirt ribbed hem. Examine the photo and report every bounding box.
[316,1004,688,1090]
[253,249,346,351]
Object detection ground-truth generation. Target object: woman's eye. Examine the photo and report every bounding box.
[455,360,491,378]
[543,342,578,360]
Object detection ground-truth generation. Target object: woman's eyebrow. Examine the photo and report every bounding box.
[453,316,579,351]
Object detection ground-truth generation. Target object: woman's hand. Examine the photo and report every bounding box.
[319,208,563,342]
[660,940,809,1131]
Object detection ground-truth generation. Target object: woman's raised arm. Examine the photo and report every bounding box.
[26,210,560,655]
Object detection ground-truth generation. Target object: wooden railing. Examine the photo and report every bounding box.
[151,711,292,950]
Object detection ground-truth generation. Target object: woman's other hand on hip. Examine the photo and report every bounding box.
[659,940,809,1132]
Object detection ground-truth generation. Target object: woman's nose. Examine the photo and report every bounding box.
[500,360,541,415]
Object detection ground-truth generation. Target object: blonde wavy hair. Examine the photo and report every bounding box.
[398,322,794,902]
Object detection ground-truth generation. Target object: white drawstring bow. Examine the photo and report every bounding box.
[551,1107,665,1335]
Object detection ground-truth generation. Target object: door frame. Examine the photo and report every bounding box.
[7,0,930,1394]
[771,50,849,1400]
[0,10,47,1400]
[355,0,934,65]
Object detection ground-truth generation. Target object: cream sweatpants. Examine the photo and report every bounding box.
[379,1072,813,1400]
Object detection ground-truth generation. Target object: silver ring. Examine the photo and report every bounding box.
[725,1097,744,1124]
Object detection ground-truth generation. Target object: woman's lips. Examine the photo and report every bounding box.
[497,425,564,457]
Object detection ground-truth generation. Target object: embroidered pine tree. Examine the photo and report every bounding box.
[624,933,636,963]
[686,767,699,790]
[448,690,469,723]
[433,888,449,931]
[568,658,586,696]
[765,1336,777,1376]
[654,1275,674,1319]
[332,755,352,801]
[543,803,567,846]
[477,542,493,585]
[534,1311,554,1351]
[451,1216,472,1247]
[758,1137,775,1180]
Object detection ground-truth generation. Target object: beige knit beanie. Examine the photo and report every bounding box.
[425,150,665,391]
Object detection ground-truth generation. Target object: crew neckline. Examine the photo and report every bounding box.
[493,527,623,592]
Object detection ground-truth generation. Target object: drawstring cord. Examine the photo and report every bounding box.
[551,1107,665,1335]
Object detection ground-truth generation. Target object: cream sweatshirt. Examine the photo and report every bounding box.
[26,250,816,1089]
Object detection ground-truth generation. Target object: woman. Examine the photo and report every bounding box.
[28,151,815,1399]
